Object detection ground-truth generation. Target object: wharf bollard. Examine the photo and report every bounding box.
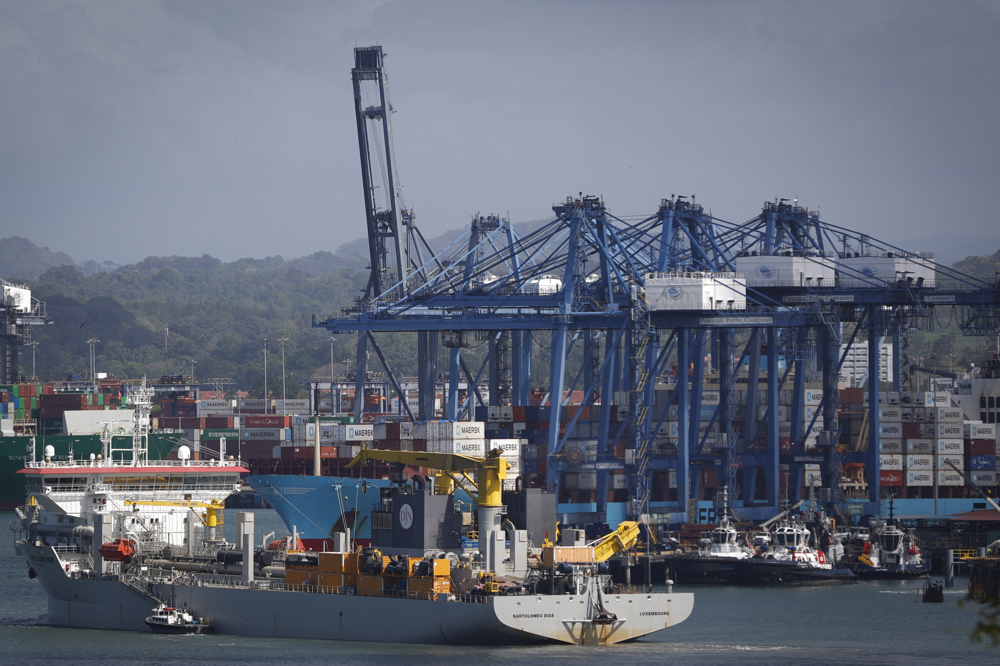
[945,549,954,588]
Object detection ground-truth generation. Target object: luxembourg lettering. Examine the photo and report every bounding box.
[640,611,670,616]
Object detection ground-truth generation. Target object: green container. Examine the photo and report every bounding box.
[202,428,240,440]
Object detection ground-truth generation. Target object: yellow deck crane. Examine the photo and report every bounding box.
[591,520,643,562]
[123,499,227,542]
[347,447,509,538]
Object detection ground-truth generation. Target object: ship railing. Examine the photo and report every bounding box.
[23,459,244,469]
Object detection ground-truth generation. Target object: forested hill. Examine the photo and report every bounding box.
[26,251,371,396]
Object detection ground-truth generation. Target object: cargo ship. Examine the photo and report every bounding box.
[14,383,695,645]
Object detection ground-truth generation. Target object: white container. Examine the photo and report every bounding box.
[345,424,374,441]
[937,439,963,454]
[972,470,997,486]
[879,423,903,438]
[906,455,934,470]
[880,455,903,471]
[487,438,524,457]
[577,471,598,490]
[879,439,902,453]
[937,470,963,486]
[906,470,934,486]
[879,407,902,422]
[241,428,285,441]
[937,423,963,439]
[937,454,963,471]
[906,439,934,454]
[452,422,486,440]
[455,439,485,456]
[936,407,963,423]
[967,423,997,440]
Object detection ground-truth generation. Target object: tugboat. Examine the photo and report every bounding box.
[665,491,756,584]
[145,604,212,634]
[735,516,857,584]
[852,520,930,579]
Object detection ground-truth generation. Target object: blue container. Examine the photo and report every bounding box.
[967,454,996,471]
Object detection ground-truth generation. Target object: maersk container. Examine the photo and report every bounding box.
[937,422,964,438]
[937,470,963,486]
[907,470,934,486]
[937,438,963,454]
[936,407,963,423]
[906,438,934,454]
[967,423,997,439]
[879,454,903,471]
[879,423,903,438]
[879,439,902,454]
[906,455,934,470]
[972,470,998,486]
[937,454,963,471]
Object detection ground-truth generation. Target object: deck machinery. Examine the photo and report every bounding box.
[316,45,1000,527]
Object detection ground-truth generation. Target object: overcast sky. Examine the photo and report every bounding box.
[2,0,999,266]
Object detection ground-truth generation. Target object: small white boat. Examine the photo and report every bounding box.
[145,604,212,634]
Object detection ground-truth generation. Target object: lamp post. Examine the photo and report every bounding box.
[190,359,197,383]
[263,337,268,403]
[278,337,289,415]
[26,341,39,380]
[86,338,100,392]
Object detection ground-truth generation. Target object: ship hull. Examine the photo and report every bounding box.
[663,554,745,584]
[21,542,694,645]
[851,561,931,579]
[734,558,857,585]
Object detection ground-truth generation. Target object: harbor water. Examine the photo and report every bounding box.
[2,509,995,665]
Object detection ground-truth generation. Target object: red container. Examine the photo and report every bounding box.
[880,470,903,486]
[967,440,996,455]
[840,388,864,403]
[245,414,290,429]
[902,423,921,439]
[412,439,427,452]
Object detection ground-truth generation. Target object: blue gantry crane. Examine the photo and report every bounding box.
[318,45,1000,529]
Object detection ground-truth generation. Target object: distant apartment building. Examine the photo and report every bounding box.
[840,341,893,386]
